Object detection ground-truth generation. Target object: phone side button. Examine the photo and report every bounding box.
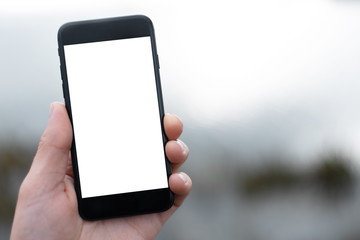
[60,65,64,80]
[157,54,160,69]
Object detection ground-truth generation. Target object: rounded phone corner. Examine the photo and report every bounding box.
[136,15,153,25]
[77,207,93,221]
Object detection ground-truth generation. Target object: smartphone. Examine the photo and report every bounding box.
[57,15,173,220]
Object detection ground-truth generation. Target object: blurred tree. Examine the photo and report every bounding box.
[239,151,355,198]
[241,163,299,196]
[0,145,33,221]
[312,152,354,196]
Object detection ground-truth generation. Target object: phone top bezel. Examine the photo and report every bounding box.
[58,15,174,220]
[59,15,152,45]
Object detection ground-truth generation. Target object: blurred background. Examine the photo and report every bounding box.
[1,0,360,239]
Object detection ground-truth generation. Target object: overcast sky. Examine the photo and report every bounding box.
[1,0,360,165]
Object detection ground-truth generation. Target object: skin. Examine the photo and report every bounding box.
[11,102,192,240]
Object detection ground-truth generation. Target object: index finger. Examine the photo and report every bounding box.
[164,114,183,140]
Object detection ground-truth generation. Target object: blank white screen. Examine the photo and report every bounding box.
[64,37,168,198]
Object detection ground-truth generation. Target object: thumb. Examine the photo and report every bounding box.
[30,102,72,181]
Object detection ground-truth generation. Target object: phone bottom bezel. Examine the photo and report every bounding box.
[78,188,174,220]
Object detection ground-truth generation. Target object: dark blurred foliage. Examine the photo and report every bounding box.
[313,152,354,196]
[0,142,357,240]
[0,144,33,221]
[241,163,300,195]
[240,151,355,198]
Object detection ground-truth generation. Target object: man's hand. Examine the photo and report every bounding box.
[11,102,191,240]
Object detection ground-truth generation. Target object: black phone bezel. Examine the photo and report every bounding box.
[57,15,174,220]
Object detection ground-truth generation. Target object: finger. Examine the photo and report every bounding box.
[65,152,74,178]
[169,172,192,207]
[158,172,192,223]
[165,139,189,172]
[164,114,183,140]
[30,102,72,179]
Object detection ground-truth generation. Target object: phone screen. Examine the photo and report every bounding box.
[64,36,168,198]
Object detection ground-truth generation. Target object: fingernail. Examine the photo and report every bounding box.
[177,172,188,185]
[176,140,187,156]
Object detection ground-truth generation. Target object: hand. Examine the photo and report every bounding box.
[11,102,191,240]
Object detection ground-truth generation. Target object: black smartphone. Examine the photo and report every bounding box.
[57,15,173,220]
